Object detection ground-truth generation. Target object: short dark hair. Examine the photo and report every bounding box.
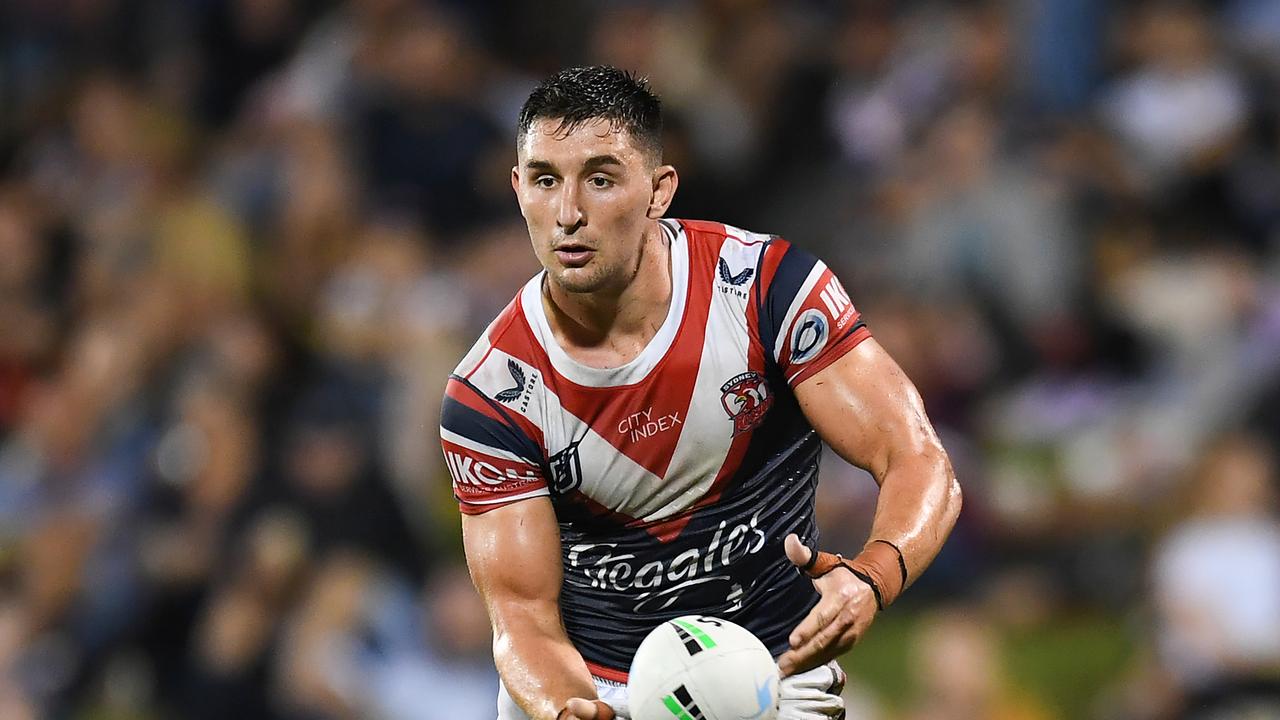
[517,66,663,160]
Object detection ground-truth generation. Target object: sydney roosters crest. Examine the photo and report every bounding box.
[720,371,772,435]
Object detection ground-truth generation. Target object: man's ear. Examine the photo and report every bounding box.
[511,166,520,196]
[647,165,679,219]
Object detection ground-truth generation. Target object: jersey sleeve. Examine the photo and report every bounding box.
[756,238,871,387]
[440,375,549,515]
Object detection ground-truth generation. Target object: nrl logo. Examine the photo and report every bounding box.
[719,371,772,435]
[548,433,586,496]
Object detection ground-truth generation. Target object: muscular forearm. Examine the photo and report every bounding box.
[865,445,961,584]
[492,601,598,720]
[777,443,960,676]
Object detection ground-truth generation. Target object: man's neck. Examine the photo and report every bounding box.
[543,224,672,365]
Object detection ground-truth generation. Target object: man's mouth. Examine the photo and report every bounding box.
[553,244,595,268]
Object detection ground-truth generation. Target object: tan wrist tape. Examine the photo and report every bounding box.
[848,540,907,609]
[799,539,909,610]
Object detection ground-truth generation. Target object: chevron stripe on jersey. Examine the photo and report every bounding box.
[517,221,716,524]
[439,218,872,676]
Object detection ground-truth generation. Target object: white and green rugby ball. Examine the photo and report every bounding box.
[628,616,779,720]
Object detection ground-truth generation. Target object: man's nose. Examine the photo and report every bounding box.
[556,183,585,232]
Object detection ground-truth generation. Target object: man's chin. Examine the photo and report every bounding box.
[550,267,607,294]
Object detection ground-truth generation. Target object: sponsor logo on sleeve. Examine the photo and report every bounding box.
[444,450,541,492]
[818,275,857,329]
[818,276,850,317]
[717,257,754,286]
[716,257,754,300]
[494,359,526,403]
[790,308,829,365]
[493,358,537,413]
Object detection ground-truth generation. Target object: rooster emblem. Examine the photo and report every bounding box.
[719,371,772,435]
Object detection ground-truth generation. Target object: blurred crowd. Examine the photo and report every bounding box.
[1,0,1278,718]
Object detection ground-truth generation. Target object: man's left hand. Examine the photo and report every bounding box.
[776,533,878,677]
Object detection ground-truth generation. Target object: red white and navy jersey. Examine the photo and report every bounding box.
[440,219,870,680]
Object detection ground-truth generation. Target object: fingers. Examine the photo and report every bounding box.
[779,613,854,676]
[784,533,812,569]
[564,698,614,720]
[778,622,860,677]
[779,576,878,677]
[788,596,837,649]
[778,611,841,676]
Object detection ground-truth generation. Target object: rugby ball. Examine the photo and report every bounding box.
[628,615,779,720]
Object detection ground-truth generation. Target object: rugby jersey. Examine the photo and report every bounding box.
[440,219,870,679]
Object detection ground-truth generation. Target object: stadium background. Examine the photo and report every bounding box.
[2,0,1279,718]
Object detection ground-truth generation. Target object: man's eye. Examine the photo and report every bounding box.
[589,176,613,188]
[535,176,556,188]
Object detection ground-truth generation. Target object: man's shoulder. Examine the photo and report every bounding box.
[673,218,801,300]
[452,276,543,379]
[674,218,779,247]
[671,216,772,269]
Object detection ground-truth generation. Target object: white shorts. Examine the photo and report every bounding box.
[496,660,847,720]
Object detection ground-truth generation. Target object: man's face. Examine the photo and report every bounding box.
[512,118,665,295]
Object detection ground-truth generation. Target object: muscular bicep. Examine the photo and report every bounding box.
[795,337,962,583]
[793,338,943,483]
[462,497,564,633]
[461,486,598,717]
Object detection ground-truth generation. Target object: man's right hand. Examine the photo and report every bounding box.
[777,534,880,677]
[561,698,616,720]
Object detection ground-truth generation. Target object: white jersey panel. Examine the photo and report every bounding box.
[539,386,667,513]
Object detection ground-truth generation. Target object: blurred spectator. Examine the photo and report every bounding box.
[261,381,423,580]
[892,100,1078,342]
[195,0,308,129]
[0,1,1279,717]
[1101,2,1249,187]
[1151,432,1280,714]
[184,509,310,720]
[0,189,59,435]
[904,607,1053,720]
[277,555,496,720]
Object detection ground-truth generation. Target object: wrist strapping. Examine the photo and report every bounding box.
[798,539,909,610]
